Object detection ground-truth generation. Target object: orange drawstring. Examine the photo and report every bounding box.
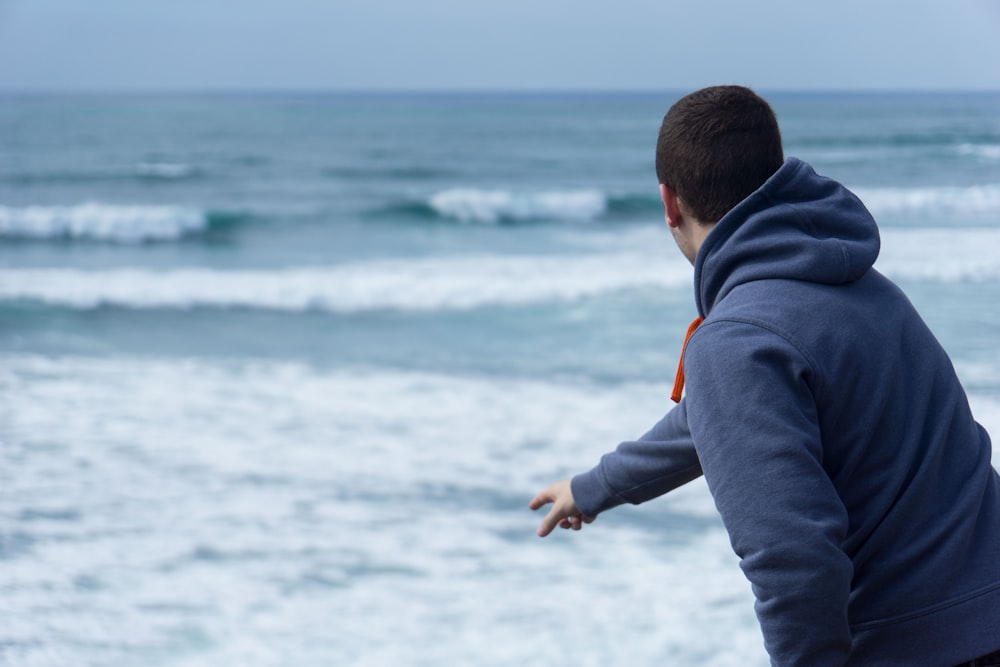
[670,316,703,403]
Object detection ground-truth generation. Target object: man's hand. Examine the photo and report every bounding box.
[528,478,595,537]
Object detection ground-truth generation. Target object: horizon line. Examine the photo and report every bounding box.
[1,86,999,97]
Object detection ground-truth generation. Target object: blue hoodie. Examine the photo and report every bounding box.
[570,158,1000,666]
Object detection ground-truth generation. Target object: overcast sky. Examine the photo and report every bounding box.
[1,0,999,92]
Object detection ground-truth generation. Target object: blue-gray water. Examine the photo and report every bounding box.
[2,92,1000,666]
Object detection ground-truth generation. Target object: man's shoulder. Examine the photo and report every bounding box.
[710,277,825,323]
[694,277,862,367]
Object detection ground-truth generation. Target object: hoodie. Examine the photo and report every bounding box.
[570,158,1000,666]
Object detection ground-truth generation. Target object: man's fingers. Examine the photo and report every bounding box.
[537,505,564,537]
[528,489,554,511]
[530,479,581,537]
[549,512,589,534]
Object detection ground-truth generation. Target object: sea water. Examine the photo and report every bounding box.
[1,92,999,666]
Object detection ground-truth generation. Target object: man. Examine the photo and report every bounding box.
[529,86,1000,666]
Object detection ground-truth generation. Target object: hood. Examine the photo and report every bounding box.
[693,158,880,317]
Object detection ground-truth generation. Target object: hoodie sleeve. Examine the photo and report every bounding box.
[684,319,852,666]
[570,400,703,518]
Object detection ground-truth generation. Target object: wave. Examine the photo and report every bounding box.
[429,188,607,223]
[1,227,998,312]
[855,184,1000,216]
[0,203,245,243]
[374,188,661,224]
[957,144,1000,161]
[375,182,1000,225]
[0,253,693,312]
[877,228,1000,282]
[606,193,663,217]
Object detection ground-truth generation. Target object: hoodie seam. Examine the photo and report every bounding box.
[850,578,1000,632]
[687,315,824,403]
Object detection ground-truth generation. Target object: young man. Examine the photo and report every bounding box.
[529,86,1000,666]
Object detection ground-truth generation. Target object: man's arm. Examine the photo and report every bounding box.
[530,400,703,536]
[571,399,703,516]
[684,320,852,666]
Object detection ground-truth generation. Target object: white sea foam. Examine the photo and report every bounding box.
[855,183,1000,215]
[428,182,1000,226]
[0,253,694,311]
[876,228,1000,283]
[0,355,763,666]
[429,188,607,223]
[4,354,996,665]
[1,226,998,312]
[957,144,1000,161]
[0,202,207,242]
[423,182,1000,222]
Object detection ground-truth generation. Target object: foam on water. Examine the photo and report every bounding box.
[957,144,1000,161]
[0,354,765,666]
[877,228,1000,282]
[0,203,207,243]
[855,183,1000,215]
[4,354,997,665]
[1,227,998,313]
[0,253,694,312]
[429,188,607,223]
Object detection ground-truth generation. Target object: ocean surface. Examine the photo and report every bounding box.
[2,91,999,666]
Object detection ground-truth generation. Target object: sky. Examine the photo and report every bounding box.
[1,0,999,92]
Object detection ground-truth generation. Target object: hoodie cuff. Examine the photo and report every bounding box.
[571,468,627,518]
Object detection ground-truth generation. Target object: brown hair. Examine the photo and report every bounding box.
[655,86,784,223]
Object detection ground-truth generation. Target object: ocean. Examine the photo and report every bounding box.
[1,91,999,666]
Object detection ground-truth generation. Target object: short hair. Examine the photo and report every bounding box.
[655,86,784,223]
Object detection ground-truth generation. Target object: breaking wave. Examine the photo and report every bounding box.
[0,253,692,312]
[374,189,661,224]
[0,203,245,243]
[428,188,607,223]
[374,182,1000,226]
[1,227,998,313]
[856,184,1000,216]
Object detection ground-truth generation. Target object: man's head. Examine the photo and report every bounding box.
[655,86,784,224]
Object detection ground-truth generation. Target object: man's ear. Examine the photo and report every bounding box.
[660,184,683,228]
